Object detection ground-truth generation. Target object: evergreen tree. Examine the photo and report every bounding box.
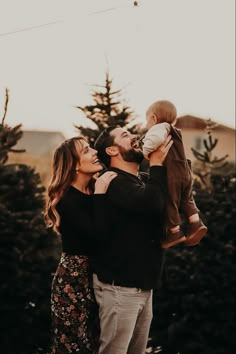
[0,88,25,163]
[191,119,229,191]
[0,88,61,354]
[75,71,143,146]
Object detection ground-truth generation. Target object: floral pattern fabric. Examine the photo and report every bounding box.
[50,253,100,354]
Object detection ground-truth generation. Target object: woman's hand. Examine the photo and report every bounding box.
[149,135,173,166]
[94,171,117,194]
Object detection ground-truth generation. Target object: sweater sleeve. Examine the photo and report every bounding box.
[142,123,170,158]
[92,194,111,240]
[106,166,167,214]
[58,192,110,242]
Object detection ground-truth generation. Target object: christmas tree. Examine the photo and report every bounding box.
[191,119,229,191]
[75,71,143,146]
[0,88,61,353]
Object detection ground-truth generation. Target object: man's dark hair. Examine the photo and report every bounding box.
[94,126,117,167]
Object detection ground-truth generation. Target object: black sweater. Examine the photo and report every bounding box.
[93,166,167,290]
[57,186,108,257]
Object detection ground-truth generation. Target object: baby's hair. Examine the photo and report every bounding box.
[147,100,177,124]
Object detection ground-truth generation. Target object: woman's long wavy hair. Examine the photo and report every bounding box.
[44,136,86,234]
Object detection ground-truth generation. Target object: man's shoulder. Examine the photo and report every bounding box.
[108,167,146,184]
[106,167,131,180]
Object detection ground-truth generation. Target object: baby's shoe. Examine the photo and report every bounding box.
[185,220,207,246]
[161,229,186,249]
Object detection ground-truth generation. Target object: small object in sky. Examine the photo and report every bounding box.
[134,1,138,7]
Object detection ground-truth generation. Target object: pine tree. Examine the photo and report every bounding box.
[75,71,143,146]
[191,118,229,191]
[0,88,25,164]
[0,88,61,353]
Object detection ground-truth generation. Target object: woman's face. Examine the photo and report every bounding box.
[76,139,103,175]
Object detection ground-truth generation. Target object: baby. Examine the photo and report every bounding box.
[142,100,207,248]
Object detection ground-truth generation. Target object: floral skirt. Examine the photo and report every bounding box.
[50,253,100,354]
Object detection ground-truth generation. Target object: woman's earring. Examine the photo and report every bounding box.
[75,168,79,174]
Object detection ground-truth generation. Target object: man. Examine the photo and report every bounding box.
[93,126,173,354]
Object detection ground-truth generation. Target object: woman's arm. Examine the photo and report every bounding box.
[92,171,117,238]
[106,166,167,214]
[58,171,117,243]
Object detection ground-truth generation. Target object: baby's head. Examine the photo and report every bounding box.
[146,100,177,129]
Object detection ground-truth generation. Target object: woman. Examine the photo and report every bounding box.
[45,136,117,354]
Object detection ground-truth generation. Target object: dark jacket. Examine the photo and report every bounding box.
[93,166,167,290]
[163,125,198,227]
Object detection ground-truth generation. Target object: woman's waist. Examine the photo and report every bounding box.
[58,252,91,271]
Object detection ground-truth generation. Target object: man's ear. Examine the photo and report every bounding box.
[105,146,119,156]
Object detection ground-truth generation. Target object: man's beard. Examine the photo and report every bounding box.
[117,145,144,164]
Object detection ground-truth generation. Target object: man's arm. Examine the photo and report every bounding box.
[106,166,167,214]
[106,134,173,214]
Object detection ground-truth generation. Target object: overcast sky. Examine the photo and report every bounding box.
[0,0,235,138]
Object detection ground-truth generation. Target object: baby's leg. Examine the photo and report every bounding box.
[188,213,199,223]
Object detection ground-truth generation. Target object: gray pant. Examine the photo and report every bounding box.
[93,273,153,354]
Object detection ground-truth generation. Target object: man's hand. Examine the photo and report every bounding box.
[149,135,173,166]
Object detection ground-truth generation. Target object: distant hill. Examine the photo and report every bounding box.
[7,130,66,187]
